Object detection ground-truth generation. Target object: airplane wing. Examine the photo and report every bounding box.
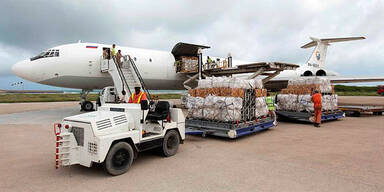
[265,75,384,91]
[326,76,384,83]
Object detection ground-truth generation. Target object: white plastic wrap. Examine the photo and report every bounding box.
[181,56,198,71]
[288,77,332,93]
[187,95,243,121]
[249,79,264,89]
[190,76,268,121]
[212,77,224,88]
[322,95,338,111]
[186,97,205,118]
[197,78,212,89]
[277,94,338,112]
[221,77,231,88]
[255,97,269,117]
[198,77,263,89]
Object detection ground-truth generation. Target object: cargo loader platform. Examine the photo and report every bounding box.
[276,110,345,123]
[185,118,274,139]
[182,62,299,90]
[181,62,298,76]
[339,105,384,116]
[172,42,299,90]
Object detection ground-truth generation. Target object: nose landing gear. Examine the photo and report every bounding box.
[80,89,94,111]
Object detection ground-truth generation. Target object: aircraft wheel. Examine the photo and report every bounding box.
[82,101,94,111]
[161,130,180,157]
[104,142,134,176]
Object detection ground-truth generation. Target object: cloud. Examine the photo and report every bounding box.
[0,0,383,79]
[0,43,32,76]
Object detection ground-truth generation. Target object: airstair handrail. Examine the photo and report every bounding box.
[112,56,132,96]
[125,55,151,100]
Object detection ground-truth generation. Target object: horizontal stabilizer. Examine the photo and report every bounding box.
[301,37,365,48]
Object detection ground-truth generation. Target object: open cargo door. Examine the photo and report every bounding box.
[171,42,210,58]
[171,42,210,73]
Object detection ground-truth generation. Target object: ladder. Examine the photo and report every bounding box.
[124,55,151,100]
[100,55,151,102]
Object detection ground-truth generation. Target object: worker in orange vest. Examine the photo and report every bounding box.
[311,90,322,127]
[128,87,147,104]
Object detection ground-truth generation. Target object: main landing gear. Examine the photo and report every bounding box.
[80,89,94,111]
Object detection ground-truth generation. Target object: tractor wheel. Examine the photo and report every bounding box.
[161,130,180,157]
[104,142,134,176]
[82,101,94,111]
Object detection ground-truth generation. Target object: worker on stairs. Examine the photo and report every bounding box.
[129,87,148,104]
[311,90,322,127]
[266,93,277,126]
[111,44,117,57]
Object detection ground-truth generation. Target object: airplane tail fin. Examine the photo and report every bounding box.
[301,37,365,68]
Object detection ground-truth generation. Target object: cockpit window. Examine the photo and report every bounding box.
[30,49,60,61]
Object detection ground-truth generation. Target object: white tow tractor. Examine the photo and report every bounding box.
[54,100,185,176]
[96,86,118,106]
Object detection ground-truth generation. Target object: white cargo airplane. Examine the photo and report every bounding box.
[12,36,384,110]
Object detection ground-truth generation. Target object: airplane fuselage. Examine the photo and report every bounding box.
[11,42,342,91]
[13,43,190,90]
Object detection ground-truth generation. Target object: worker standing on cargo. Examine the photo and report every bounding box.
[311,90,322,127]
[129,87,147,104]
[223,59,228,69]
[207,56,212,65]
[266,93,277,125]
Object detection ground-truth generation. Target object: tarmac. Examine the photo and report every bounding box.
[0,96,383,192]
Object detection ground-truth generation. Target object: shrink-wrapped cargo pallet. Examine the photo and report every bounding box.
[197,77,263,89]
[276,77,338,112]
[287,77,333,93]
[180,56,198,72]
[187,77,269,122]
[277,93,338,112]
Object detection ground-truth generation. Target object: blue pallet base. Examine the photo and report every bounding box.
[236,120,274,137]
[185,118,274,139]
[185,129,204,135]
[276,110,344,123]
[322,112,344,121]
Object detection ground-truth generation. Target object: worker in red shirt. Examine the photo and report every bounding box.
[128,87,147,104]
[311,90,322,127]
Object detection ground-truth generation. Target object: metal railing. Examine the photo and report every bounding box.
[112,56,132,96]
[125,55,151,100]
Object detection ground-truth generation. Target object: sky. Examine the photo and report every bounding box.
[0,0,383,90]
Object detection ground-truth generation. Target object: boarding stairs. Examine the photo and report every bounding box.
[100,55,151,102]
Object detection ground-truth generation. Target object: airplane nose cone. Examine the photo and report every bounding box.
[12,59,37,82]
[12,60,27,78]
